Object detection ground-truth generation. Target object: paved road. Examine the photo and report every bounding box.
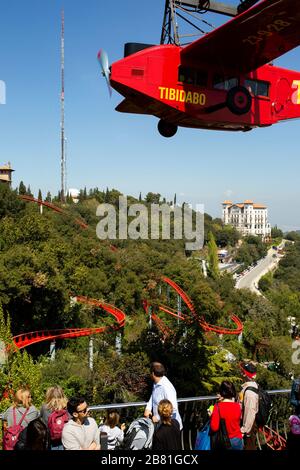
[235,240,286,295]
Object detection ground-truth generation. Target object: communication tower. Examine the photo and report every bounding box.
[60,9,66,202]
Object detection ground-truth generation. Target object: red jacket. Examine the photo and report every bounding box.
[210,401,242,439]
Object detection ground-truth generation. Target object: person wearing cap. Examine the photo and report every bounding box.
[239,362,259,450]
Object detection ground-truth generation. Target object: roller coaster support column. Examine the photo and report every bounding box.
[50,340,56,361]
[167,285,170,303]
[177,295,181,326]
[115,332,122,356]
[202,260,208,278]
[238,332,243,343]
[149,306,152,329]
[89,337,94,371]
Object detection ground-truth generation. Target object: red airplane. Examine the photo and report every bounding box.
[98,0,300,137]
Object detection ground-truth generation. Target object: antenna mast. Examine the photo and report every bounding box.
[60,9,66,203]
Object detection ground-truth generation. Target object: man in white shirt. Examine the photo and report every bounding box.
[144,362,182,430]
[62,397,100,450]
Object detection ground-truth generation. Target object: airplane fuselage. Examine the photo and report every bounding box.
[110,44,300,133]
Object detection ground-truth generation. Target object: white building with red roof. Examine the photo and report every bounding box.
[222,200,271,239]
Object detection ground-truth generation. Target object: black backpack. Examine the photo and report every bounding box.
[244,385,272,426]
[291,378,300,403]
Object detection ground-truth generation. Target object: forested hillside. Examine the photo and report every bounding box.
[0,184,298,411]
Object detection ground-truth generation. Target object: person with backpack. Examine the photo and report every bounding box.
[15,417,51,451]
[290,376,300,415]
[40,385,69,450]
[62,397,100,450]
[99,410,126,450]
[287,412,300,451]
[239,362,259,450]
[210,381,243,450]
[287,376,300,450]
[2,386,39,450]
[144,362,182,430]
[121,417,154,450]
[152,399,181,450]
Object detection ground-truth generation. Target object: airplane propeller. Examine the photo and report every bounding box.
[97,49,112,97]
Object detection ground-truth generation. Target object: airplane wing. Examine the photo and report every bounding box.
[181,0,300,75]
[115,98,155,114]
[115,99,146,114]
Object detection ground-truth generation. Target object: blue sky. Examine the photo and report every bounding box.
[0,0,299,231]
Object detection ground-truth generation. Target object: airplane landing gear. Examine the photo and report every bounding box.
[226,86,252,115]
[158,119,178,137]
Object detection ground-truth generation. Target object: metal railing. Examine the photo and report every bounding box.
[0,389,292,450]
[87,389,292,450]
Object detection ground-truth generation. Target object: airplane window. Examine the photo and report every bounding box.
[256,81,269,97]
[244,79,269,97]
[178,66,207,86]
[195,70,207,87]
[213,75,238,90]
[178,67,193,83]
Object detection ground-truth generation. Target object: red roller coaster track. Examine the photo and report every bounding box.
[19,195,119,253]
[19,195,89,229]
[10,197,124,351]
[257,425,286,451]
[12,295,126,350]
[17,196,242,343]
[144,276,243,339]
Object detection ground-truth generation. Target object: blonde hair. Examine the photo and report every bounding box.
[45,385,68,411]
[14,387,32,409]
[158,399,173,425]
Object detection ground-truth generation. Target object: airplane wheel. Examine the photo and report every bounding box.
[158,119,178,138]
[226,86,252,115]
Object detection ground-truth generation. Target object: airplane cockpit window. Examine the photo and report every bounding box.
[178,66,207,87]
[244,79,269,97]
[194,70,207,86]
[213,75,238,90]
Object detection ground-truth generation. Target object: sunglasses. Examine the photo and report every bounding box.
[77,407,88,414]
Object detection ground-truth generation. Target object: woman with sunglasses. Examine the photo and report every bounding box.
[62,397,100,450]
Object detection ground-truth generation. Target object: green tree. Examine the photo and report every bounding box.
[285,231,300,242]
[45,191,52,202]
[145,192,161,204]
[0,185,23,218]
[0,303,13,352]
[207,232,219,279]
[271,225,283,239]
[0,305,44,411]
[18,181,27,195]
[215,224,240,248]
